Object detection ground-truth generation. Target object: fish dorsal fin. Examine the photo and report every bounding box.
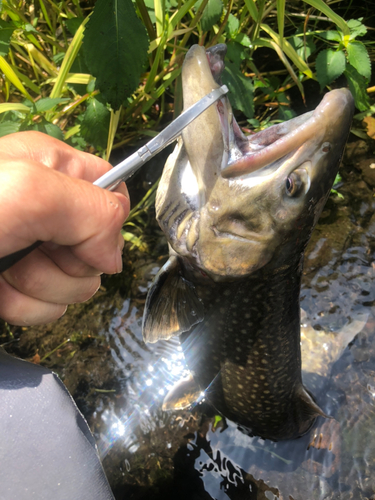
[142,256,204,343]
[162,373,201,411]
[296,385,331,420]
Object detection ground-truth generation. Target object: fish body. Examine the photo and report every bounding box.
[142,44,354,440]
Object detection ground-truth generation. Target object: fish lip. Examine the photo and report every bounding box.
[221,88,355,179]
[211,225,267,243]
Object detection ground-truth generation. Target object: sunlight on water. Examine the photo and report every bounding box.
[98,309,190,458]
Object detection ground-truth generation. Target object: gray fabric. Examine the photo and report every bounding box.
[0,348,115,500]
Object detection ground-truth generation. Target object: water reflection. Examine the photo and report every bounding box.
[97,277,375,499]
[98,300,191,459]
[94,152,375,499]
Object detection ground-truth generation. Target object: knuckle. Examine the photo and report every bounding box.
[3,266,44,297]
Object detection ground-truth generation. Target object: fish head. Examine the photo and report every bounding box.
[156,44,354,281]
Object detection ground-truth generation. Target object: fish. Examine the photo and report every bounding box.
[142,43,355,441]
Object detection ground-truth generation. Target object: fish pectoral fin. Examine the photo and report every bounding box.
[142,256,204,343]
[162,373,202,411]
[297,385,331,421]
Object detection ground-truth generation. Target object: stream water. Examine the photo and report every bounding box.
[1,137,375,500]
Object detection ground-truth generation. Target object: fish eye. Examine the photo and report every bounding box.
[285,173,303,197]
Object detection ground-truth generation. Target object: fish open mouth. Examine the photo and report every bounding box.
[205,45,354,180]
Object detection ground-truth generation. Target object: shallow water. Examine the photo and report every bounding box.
[2,139,375,500]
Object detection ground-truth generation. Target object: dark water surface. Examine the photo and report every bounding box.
[2,139,375,500]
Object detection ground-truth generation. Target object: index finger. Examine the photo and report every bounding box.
[0,132,128,198]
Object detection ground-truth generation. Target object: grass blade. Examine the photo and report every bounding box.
[106,106,122,161]
[0,102,30,114]
[276,0,285,48]
[243,0,258,20]
[260,24,314,78]
[303,0,349,36]
[170,0,199,29]
[154,0,165,39]
[0,55,33,100]
[39,0,54,33]
[50,16,89,98]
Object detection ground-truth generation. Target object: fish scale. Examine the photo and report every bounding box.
[179,259,310,440]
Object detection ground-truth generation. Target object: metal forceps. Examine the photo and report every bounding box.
[0,85,229,273]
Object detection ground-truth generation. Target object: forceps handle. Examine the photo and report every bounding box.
[0,241,42,273]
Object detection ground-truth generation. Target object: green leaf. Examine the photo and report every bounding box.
[25,23,38,33]
[247,118,260,128]
[44,122,64,141]
[346,41,371,80]
[80,95,110,149]
[27,119,64,141]
[83,0,149,110]
[121,230,148,252]
[344,64,370,112]
[315,49,346,90]
[34,98,69,113]
[289,35,316,61]
[226,41,249,65]
[0,20,15,57]
[277,93,296,121]
[65,17,85,35]
[319,30,342,42]
[222,61,254,119]
[347,19,367,38]
[235,33,251,47]
[67,133,87,151]
[0,120,21,138]
[289,36,303,50]
[225,13,239,38]
[196,0,223,32]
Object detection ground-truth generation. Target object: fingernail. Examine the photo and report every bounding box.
[113,191,130,214]
[116,245,123,274]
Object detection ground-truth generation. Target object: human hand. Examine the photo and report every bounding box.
[0,131,130,326]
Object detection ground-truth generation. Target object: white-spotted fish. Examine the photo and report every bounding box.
[142,44,354,440]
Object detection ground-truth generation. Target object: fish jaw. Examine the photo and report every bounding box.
[180,44,231,206]
[222,88,354,178]
[156,44,354,281]
[195,88,354,279]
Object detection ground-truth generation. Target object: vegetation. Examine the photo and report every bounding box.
[0,0,373,190]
